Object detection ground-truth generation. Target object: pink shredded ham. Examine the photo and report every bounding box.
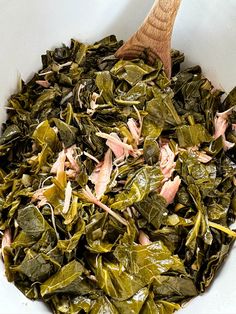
[31,187,50,207]
[214,108,235,151]
[106,133,125,159]
[89,162,103,184]
[55,150,66,183]
[35,80,50,88]
[1,229,11,261]
[97,132,133,151]
[87,92,101,115]
[82,185,127,226]
[77,83,85,108]
[160,143,176,179]
[127,118,140,145]
[214,116,228,140]
[160,176,181,205]
[223,139,235,151]
[62,181,72,214]
[65,145,80,173]
[65,169,77,179]
[196,151,212,163]
[100,131,141,161]
[51,150,66,174]
[216,107,235,119]
[139,230,152,245]
[51,146,79,179]
[94,149,113,200]
[84,152,99,164]
[32,187,46,202]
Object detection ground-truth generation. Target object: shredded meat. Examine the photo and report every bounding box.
[94,149,113,200]
[1,229,12,261]
[139,230,152,245]
[214,108,235,151]
[160,176,181,204]
[160,143,176,179]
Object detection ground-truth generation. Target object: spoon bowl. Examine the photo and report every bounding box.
[115,0,181,77]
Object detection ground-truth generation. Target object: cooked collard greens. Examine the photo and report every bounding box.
[1,35,236,314]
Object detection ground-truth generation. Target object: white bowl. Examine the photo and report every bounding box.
[0,1,236,313]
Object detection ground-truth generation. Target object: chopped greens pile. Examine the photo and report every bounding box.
[1,35,236,314]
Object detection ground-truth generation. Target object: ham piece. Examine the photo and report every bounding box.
[139,230,152,245]
[160,143,176,179]
[1,229,11,261]
[93,149,113,200]
[214,108,235,151]
[160,176,181,205]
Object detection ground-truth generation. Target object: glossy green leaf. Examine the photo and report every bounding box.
[52,118,77,148]
[40,260,91,297]
[176,124,212,147]
[114,241,182,283]
[12,249,60,282]
[17,205,50,239]
[111,287,149,314]
[111,166,163,210]
[134,192,167,229]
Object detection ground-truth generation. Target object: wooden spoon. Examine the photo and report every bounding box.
[115,0,181,78]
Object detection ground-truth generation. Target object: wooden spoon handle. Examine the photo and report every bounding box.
[115,0,181,77]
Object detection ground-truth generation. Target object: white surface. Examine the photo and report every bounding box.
[0,0,236,313]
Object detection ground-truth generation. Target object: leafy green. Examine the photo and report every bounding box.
[90,296,118,314]
[32,120,59,149]
[52,118,77,148]
[114,241,184,283]
[41,260,92,297]
[0,124,21,145]
[176,124,212,147]
[17,205,52,239]
[153,276,198,302]
[111,166,163,210]
[95,71,114,103]
[111,287,149,314]
[11,249,60,282]
[134,192,167,229]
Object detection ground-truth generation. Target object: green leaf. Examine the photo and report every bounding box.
[11,231,36,249]
[32,120,59,149]
[143,137,160,165]
[95,71,114,103]
[111,60,156,86]
[176,124,212,147]
[90,255,145,300]
[134,192,167,229]
[140,292,159,314]
[71,296,92,313]
[31,88,61,118]
[90,296,119,314]
[111,287,149,314]
[52,118,77,148]
[0,125,21,145]
[40,260,91,296]
[57,218,85,252]
[153,276,198,302]
[12,249,60,282]
[111,166,163,210]
[114,241,181,284]
[17,205,50,239]
[86,213,114,253]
